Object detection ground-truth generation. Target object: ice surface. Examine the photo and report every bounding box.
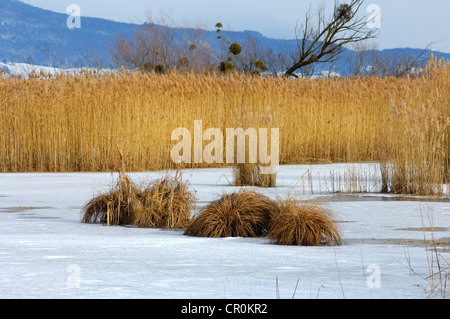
[1,164,449,298]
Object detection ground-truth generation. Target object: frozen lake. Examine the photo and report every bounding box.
[1,164,449,299]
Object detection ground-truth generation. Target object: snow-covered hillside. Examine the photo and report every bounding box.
[0,62,113,77]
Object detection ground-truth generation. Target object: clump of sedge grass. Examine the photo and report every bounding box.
[266,199,342,246]
[185,189,279,237]
[233,163,277,187]
[132,171,195,229]
[81,170,195,229]
[81,173,141,226]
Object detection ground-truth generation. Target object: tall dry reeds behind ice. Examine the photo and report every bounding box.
[380,56,450,196]
[1,56,448,195]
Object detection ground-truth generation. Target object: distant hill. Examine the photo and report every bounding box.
[0,0,135,67]
[1,0,449,75]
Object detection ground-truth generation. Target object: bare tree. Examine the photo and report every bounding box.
[262,47,285,77]
[284,0,378,77]
[213,25,268,75]
[111,12,213,73]
[233,32,269,76]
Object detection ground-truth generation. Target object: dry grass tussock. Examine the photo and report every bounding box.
[185,189,279,237]
[81,174,138,226]
[266,199,342,246]
[233,163,277,187]
[81,169,195,229]
[132,170,195,228]
[185,189,342,246]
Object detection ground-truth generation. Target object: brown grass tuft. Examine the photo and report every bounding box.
[81,175,141,226]
[185,190,279,237]
[266,199,342,246]
[132,171,195,229]
[233,163,277,187]
[81,170,195,229]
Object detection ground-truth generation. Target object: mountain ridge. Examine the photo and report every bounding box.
[1,0,449,74]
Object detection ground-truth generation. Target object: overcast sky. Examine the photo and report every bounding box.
[20,0,450,53]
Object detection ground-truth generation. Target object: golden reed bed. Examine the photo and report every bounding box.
[1,56,448,195]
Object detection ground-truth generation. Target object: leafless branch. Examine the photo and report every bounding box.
[284,0,378,77]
